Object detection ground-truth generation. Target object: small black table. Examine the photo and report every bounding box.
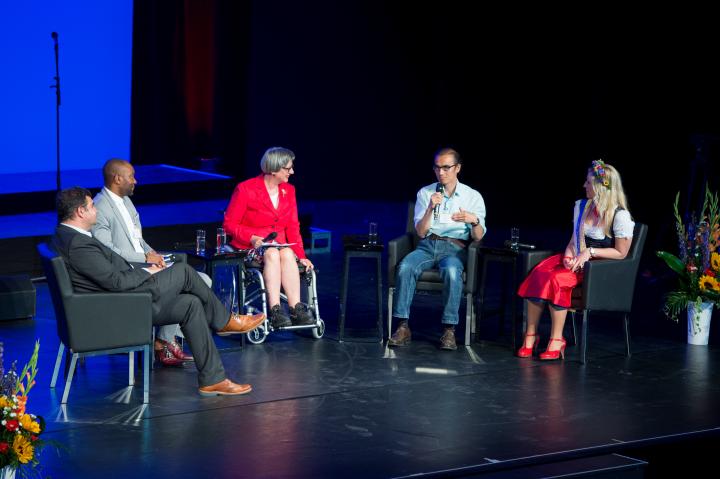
[476,246,553,349]
[338,236,384,343]
[181,249,249,309]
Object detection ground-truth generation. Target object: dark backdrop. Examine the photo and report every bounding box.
[131,2,720,249]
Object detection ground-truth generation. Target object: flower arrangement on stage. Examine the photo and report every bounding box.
[0,340,47,477]
[657,185,720,323]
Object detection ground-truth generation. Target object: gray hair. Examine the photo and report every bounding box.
[260,147,295,174]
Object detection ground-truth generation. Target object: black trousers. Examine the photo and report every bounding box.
[140,263,228,387]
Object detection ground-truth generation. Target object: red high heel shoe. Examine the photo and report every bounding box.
[539,337,567,361]
[516,332,540,358]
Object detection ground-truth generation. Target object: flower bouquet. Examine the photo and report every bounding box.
[0,341,46,478]
[657,185,720,332]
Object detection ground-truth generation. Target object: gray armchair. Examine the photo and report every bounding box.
[387,203,481,345]
[37,243,153,404]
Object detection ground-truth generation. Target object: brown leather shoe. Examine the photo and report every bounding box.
[166,340,194,361]
[217,312,265,336]
[439,328,457,351]
[198,379,252,397]
[154,345,185,367]
[387,321,411,347]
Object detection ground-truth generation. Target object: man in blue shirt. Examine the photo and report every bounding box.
[388,148,486,350]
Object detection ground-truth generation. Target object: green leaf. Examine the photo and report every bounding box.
[656,251,686,275]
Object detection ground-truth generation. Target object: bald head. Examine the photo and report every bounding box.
[102,158,137,197]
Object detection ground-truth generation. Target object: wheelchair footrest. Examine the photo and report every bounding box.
[272,322,322,331]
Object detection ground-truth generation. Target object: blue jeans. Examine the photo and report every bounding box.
[392,239,468,325]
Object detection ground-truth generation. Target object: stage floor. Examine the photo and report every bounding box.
[1,280,718,478]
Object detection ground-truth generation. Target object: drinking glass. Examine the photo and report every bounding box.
[368,222,378,245]
[196,229,206,255]
[510,227,519,251]
[216,227,226,253]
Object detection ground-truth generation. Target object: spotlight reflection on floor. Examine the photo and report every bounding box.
[414,367,458,375]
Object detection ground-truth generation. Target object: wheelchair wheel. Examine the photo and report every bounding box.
[246,326,267,344]
[311,319,325,339]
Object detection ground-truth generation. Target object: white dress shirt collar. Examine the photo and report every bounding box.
[61,223,92,237]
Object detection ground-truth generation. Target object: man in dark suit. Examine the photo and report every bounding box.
[52,186,264,396]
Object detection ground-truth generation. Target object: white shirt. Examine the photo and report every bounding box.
[414,181,487,239]
[269,190,279,209]
[572,200,635,240]
[104,187,145,254]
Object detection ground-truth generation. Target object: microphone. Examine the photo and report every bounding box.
[433,183,444,220]
[262,232,278,243]
[51,32,58,43]
[504,240,536,250]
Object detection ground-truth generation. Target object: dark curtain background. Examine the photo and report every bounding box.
[131,2,720,250]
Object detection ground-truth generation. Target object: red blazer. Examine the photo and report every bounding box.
[223,174,307,259]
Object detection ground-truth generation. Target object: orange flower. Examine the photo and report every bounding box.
[16,394,27,415]
[18,413,40,434]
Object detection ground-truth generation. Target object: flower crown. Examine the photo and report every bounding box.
[591,159,611,189]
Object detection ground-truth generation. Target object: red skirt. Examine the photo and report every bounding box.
[516,253,583,308]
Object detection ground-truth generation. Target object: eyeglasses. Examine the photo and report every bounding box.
[433,164,458,172]
[281,165,294,172]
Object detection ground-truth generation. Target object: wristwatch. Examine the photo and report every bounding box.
[589,247,595,258]
[471,217,480,227]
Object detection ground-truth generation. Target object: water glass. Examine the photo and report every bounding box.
[216,227,226,253]
[510,227,520,251]
[196,229,206,255]
[368,222,378,245]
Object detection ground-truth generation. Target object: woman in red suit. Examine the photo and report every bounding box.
[223,147,315,328]
[516,160,634,360]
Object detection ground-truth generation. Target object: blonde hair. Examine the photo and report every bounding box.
[589,162,629,236]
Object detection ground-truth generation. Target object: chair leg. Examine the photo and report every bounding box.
[150,327,156,370]
[61,353,79,404]
[571,311,578,346]
[307,269,321,320]
[464,293,473,345]
[624,313,631,357]
[51,343,65,388]
[387,288,395,338]
[129,351,135,386]
[253,270,268,316]
[143,345,150,404]
[580,310,589,365]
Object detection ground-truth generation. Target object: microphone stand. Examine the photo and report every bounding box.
[50,32,61,192]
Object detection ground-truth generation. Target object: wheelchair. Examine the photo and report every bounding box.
[237,256,325,344]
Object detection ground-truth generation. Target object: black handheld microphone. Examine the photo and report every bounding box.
[433,183,444,220]
[262,232,278,242]
[51,31,58,43]
[504,240,536,250]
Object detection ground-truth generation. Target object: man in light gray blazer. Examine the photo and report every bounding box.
[92,159,210,367]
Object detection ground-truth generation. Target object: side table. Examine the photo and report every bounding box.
[338,236,384,342]
[476,247,553,349]
[181,249,248,313]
